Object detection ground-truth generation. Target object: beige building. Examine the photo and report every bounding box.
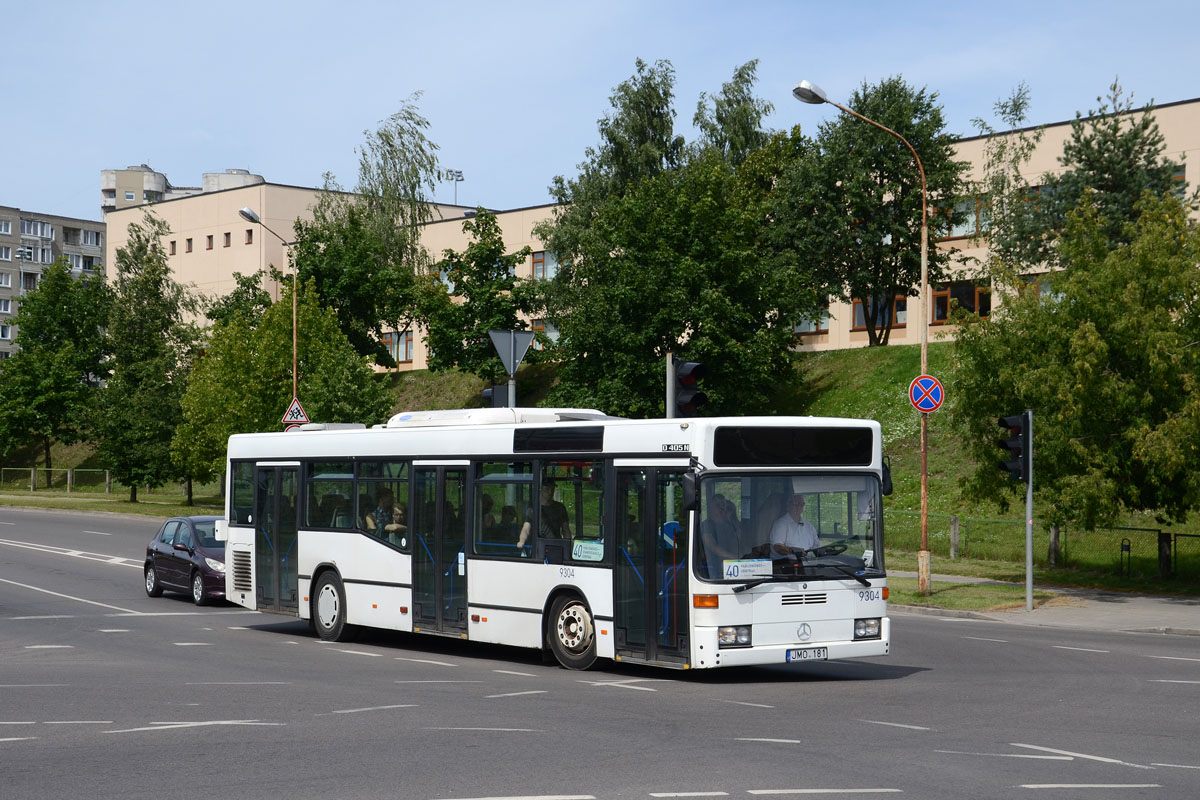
[101,165,265,214]
[102,95,1200,370]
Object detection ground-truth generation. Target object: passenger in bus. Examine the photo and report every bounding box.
[480,494,497,533]
[365,488,406,541]
[516,479,571,548]
[770,494,819,558]
[700,495,742,576]
[498,505,519,539]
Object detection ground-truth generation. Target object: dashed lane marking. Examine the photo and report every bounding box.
[860,720,930,730]
[486,691,547,699]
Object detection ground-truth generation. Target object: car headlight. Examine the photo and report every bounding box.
[854,618,881,639]
[205,557,225,573]
[718,626,752,648]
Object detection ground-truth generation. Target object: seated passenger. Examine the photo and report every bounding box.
[365,488,406,540]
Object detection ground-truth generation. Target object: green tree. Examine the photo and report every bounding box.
[0,262,111,480]
[98,213,201,502]
[205,269,273,326]
[414,209,536,384]
[772,76,969,346]
[292,95,440,367]
[951,193,1200,529]
[173,279,393,482]
[693,59,774,166]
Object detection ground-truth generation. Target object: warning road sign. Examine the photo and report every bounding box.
[282,397,310,425]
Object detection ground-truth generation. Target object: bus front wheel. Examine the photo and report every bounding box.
[312,572,354,642]
[548,595,597,670]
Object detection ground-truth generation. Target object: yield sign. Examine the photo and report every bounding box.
[908,375,944,413]
[282,397,310,425]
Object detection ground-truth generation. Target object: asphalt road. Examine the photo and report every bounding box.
[3,507,1199,799]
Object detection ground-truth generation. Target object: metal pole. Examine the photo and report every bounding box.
[665,352,675,419]
[509,333,517,407]
[1025,408,1034,612]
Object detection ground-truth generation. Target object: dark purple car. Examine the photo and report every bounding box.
[144,515,225,605]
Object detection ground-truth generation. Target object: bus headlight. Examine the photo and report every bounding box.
[854,618,881,640]
[718,626,752,648]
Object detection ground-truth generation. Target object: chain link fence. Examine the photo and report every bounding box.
[885,509,1199,582]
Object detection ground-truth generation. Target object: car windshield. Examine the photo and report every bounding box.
[693,473,883,583]
[193,520,221,549]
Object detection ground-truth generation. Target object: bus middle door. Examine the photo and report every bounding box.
[613,466,690,665]
[412,464,468,635]
[253,464,299,615]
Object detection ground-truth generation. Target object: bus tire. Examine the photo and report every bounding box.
[548,595,597,670]
[312,572,354,642]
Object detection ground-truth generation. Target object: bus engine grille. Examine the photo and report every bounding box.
[781,593,827,605]
[232,550,253,592]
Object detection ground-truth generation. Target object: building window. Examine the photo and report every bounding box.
[82,230,102,247]
[169,240,177,255]
[0,220,10,235]
[20,219,53,238]
[185,238,193,253]
[531,319,560,350]
[0,325,10,340]
[383,330,414,363]
[66,254,83,270]
[1171,164,1187,199]
[0,299,10,313]
[206,235,214,250]
[852,295,907,330]
[0,246,9,261]
[1021,272,1066,303]
[932,280,991,323]
[125,191,135,201]
[793,304,830,335]
[245,229,253,245]
[939,195,991,239]
[532,250,559,281]
[224,232,231,247]
[0,273,9,288]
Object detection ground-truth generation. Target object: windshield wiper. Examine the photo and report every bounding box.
[733,578,770,593]
[814,563,872,587]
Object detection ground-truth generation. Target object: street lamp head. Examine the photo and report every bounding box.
[238,206,262,224]
[792,80,828,105]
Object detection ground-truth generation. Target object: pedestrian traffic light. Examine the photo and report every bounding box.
[997,412,1031,483]
[674,361,708,418]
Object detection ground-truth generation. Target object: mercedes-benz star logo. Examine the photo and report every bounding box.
[796,623,812,641]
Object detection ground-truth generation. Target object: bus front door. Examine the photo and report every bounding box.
[412,466,468,635]
[254,465,299,615]
[614,468,689,665]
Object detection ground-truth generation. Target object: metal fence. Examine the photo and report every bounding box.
[0,467,220,499]
[885,509,1200,582]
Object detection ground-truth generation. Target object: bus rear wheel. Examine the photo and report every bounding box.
[548,595,596,670]
[312,572,354,642]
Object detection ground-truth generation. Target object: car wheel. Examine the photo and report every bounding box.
[145,564,163,598]
[311,572,355,642]
[191,570,208,606]
[547,595,597,670]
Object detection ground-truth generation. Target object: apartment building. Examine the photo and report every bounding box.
[0,206,106,359]
[100,164,265,214]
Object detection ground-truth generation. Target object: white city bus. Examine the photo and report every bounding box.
[218,408,891,670]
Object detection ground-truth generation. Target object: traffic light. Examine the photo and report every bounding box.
[997,412,1031,483]
[674,361,708,418]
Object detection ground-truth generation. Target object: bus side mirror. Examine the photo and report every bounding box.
[214,519,228,542]
[881,456,893,496]
[681,473,699,512]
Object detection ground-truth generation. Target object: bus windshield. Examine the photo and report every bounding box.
[694,473,884,583]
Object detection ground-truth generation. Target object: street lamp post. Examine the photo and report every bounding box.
[447,169,464,205]
[794,79,932,595]
[238,206,298,402]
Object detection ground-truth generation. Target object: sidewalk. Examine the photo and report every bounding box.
[889,571,1200,636]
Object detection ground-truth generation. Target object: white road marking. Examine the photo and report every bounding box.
[0,722,37,725]
[1052,646,1110,653]
[395,656,457,666]
[395,680,481,684]
[577,678,663,691]
[650,793,729,797]
[493,669,536,677]
[0,521,15,524]
[172,642,212,647]
[735,738,803,744]
[99,629,129,633]
[0,578,141,614]
[935,750,1071,760]
[1146,655,1200,662]
[0,684,68,688]
[963,636,1008,643]
[747,790,902,795]
[24,645,73,649]
[0,737,38,742]
[83,530,113,536]
[1020,785,1160,790]
[334,648,381,657]
[1149,679,1200,684]
[0,537,139,567]
[486,690,547,699]
[43,720,112,725]
[105,720,285,734]
[11,615,75,620]
[1153,762,1200,769]
[426,726,543,732]
[186,682,291,686]
[429,796,594,800]
[861,719,930,730]
[1011,743,1151,769]
[720,700,775,708]
[330,704,418,714]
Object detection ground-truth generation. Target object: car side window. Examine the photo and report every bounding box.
[178,526,194,550]
[159,521,181,545]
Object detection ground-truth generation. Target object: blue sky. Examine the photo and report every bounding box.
[4,0,1197,222]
